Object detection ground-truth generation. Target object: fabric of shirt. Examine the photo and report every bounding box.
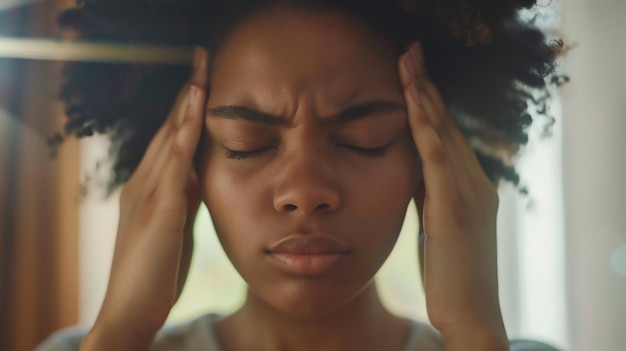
[35,313,445,351]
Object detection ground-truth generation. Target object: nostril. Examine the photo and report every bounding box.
[317,203,330,211]
[282,203,331,213]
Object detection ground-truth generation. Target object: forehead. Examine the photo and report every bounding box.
[209,6,400,113]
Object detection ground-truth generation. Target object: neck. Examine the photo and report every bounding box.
[216,282,409,351]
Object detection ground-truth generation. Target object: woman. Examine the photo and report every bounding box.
[39,0,562,350]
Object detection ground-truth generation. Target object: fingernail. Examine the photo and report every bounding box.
[410,83,421,106]
[403,52,415,76]
[410,42,423,64]
[190,85,199,106]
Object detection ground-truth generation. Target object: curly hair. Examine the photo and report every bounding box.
[52,0,566,196]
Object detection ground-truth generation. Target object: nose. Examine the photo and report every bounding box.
[272,149,341,216]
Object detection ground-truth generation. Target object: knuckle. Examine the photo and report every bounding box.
[153,199,186,226]
[403,80,418,96]
[169,140,187,159]
[426,145,447,165]
[450,200,470,227]
[416,84,428,96]
[412,110,430,126]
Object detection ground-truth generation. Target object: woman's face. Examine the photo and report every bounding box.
[200,6,421,317]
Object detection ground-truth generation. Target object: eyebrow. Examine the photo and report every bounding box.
[206,100,405,127]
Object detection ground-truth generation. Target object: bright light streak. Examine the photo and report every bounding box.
[0,0,40,12]
[0,37,192,64]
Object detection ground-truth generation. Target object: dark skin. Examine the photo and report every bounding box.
[81,6,506,351]
[201,8,417,351]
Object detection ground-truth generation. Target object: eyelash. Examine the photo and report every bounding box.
[342,145,389,158]
[225,148,274,160]
[224,145,390,160]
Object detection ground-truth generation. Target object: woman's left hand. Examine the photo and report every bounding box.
[398,42,508,350]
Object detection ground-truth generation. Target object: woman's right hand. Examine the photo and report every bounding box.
[81,47,210,351]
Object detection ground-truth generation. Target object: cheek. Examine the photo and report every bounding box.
[199,133,418,251]
[199,144,265,254]
[343,140,419,256]
[349,141,418,220]
[200,134,263,213]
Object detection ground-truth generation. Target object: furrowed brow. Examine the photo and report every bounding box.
[206,100,405,126]
[329,101,405,123]
[206,105,288,126]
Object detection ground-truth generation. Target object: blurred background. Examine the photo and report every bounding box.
[1,0,625,350]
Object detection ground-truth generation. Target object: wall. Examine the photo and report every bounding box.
[560,1,626,350]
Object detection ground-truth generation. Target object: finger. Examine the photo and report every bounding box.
[407,44,445,117]
[406,44,446,130]
[402,45,472,198]
[143,47,208,193]
[158,85,205,197]
[408,43,485,185]
[132,49,209,203]
[190,46,209,90]
[406,44,479,198]
[132,47,209,185]
[169,47,209,127]
[446,120,489,188]
[398,51,458,206]
[129,103,176,188]
[410,68,468,185]
[139,86,190,198]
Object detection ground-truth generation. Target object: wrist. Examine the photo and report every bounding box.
[441,322,509,351]
[80,323,156,351]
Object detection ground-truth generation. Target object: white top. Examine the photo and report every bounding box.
[35,313,445,351]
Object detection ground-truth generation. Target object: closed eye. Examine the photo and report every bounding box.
[339,144,390,158]
[223,144,390,161]
[224,147,275,160]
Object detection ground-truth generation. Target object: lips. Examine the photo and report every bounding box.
[266,234,351,276]
[267,234,350,255]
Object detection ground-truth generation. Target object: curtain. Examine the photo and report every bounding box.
[560,1,626,350]
[0,1,80,350]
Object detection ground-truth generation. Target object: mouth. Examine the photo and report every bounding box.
[265,234,351,276]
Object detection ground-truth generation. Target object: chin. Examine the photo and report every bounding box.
[252,279,370,319]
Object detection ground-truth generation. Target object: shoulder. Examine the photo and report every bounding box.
[404,321,560,351]
[35,314,223,351]
[150,313,223,351]
[35,326,89,351]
